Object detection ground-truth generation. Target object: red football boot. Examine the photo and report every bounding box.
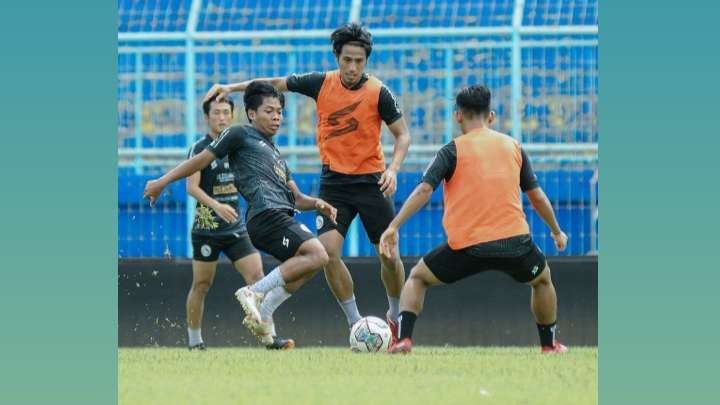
[541,341,569,354]
[386,311,399,346]
[389,337,413,354]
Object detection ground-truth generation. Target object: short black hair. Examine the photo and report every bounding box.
[330,22,373,58]
[202,96,234,115]
[455,85,491,117]
[243,80,285,121]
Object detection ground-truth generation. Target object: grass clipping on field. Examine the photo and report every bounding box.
[119,347,597,405]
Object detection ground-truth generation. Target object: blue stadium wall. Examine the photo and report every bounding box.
[119,169,595,257]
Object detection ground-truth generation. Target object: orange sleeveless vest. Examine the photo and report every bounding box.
[315,70,385,174]
[442,128,530,249]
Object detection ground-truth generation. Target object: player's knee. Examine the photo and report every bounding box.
[298,239,329,269]
[530,265,552,287]
[304,245,329,269]
[379,253,401,272]
[409,265,430,286]
[324,244,343,263]
[315,248,330,268]
[319,233,343,261]
[246,270,264,284]
[192,279,213,295]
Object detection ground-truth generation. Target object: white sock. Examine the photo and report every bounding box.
[188,328,203,346]
[339,295,362,327]
[259,286,292,322]
[387,296,400,321]
[250,267,285,295]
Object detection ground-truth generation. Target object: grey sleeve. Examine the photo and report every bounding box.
[421,142,457,190]
[286,72,326,100]
[520,148,539,191]
[378,85,403,125]
[206,126,244,159]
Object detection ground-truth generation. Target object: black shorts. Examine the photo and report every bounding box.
[191,232,257,262]
[246,209,315,262]
[423,235,547,284]
[316,182,395,244]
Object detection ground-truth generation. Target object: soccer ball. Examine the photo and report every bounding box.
[349,316,392,353]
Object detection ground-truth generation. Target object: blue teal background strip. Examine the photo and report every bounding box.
[0,1,116,404]
[601,0,720,403]
[1,0,719,403]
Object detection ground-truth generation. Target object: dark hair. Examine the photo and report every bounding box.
[455,85,491,117]
[330,22,373,58]
[243,80,285,121]
[202,96,234,115]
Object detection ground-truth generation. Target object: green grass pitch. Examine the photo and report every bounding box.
[119,346,597,404]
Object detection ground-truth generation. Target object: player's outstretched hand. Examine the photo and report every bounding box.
[379,226,399,259]
[143,179,166,208]
[378,168,397,197]
[552,230,568,251]
[203,83,232,104]
[315,199,337,224]
[212,202,238,223]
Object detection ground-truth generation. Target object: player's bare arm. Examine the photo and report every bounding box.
[143,149,216,207]
[204,77,289,103]
[525,187,568,251]
[378,117,411,198]
[287,180,337,224]
[186,170,238,223]
[379,182,433,258]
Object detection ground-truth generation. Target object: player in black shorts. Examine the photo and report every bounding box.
[379,85,570,354]
[184,97,291,350]
[202,23,412,341]
[144,81,337,346]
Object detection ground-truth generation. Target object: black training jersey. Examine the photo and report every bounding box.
[287,71,403,185]
[188,135,246,236]
[206,124,295,221]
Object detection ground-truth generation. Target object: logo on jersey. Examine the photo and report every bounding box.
[217,172,234,183]
[212,183,238,195]
[200,244,212,257]
[315,215,324,230]
[531,265,539,275]
[300,223,311,234]
[326,101,361,139]
[273,163,287,182]
[210,160,218,170]
[282,236,290,248]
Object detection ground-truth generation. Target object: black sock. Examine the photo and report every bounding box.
[537,322,557,347]
[398,311,417,340]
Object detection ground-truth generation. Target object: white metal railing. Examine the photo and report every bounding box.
[118,144,599,172]
[119,143,597,159]
[118,25,598,42]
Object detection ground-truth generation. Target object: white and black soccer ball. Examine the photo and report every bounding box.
[349,316,392,353]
